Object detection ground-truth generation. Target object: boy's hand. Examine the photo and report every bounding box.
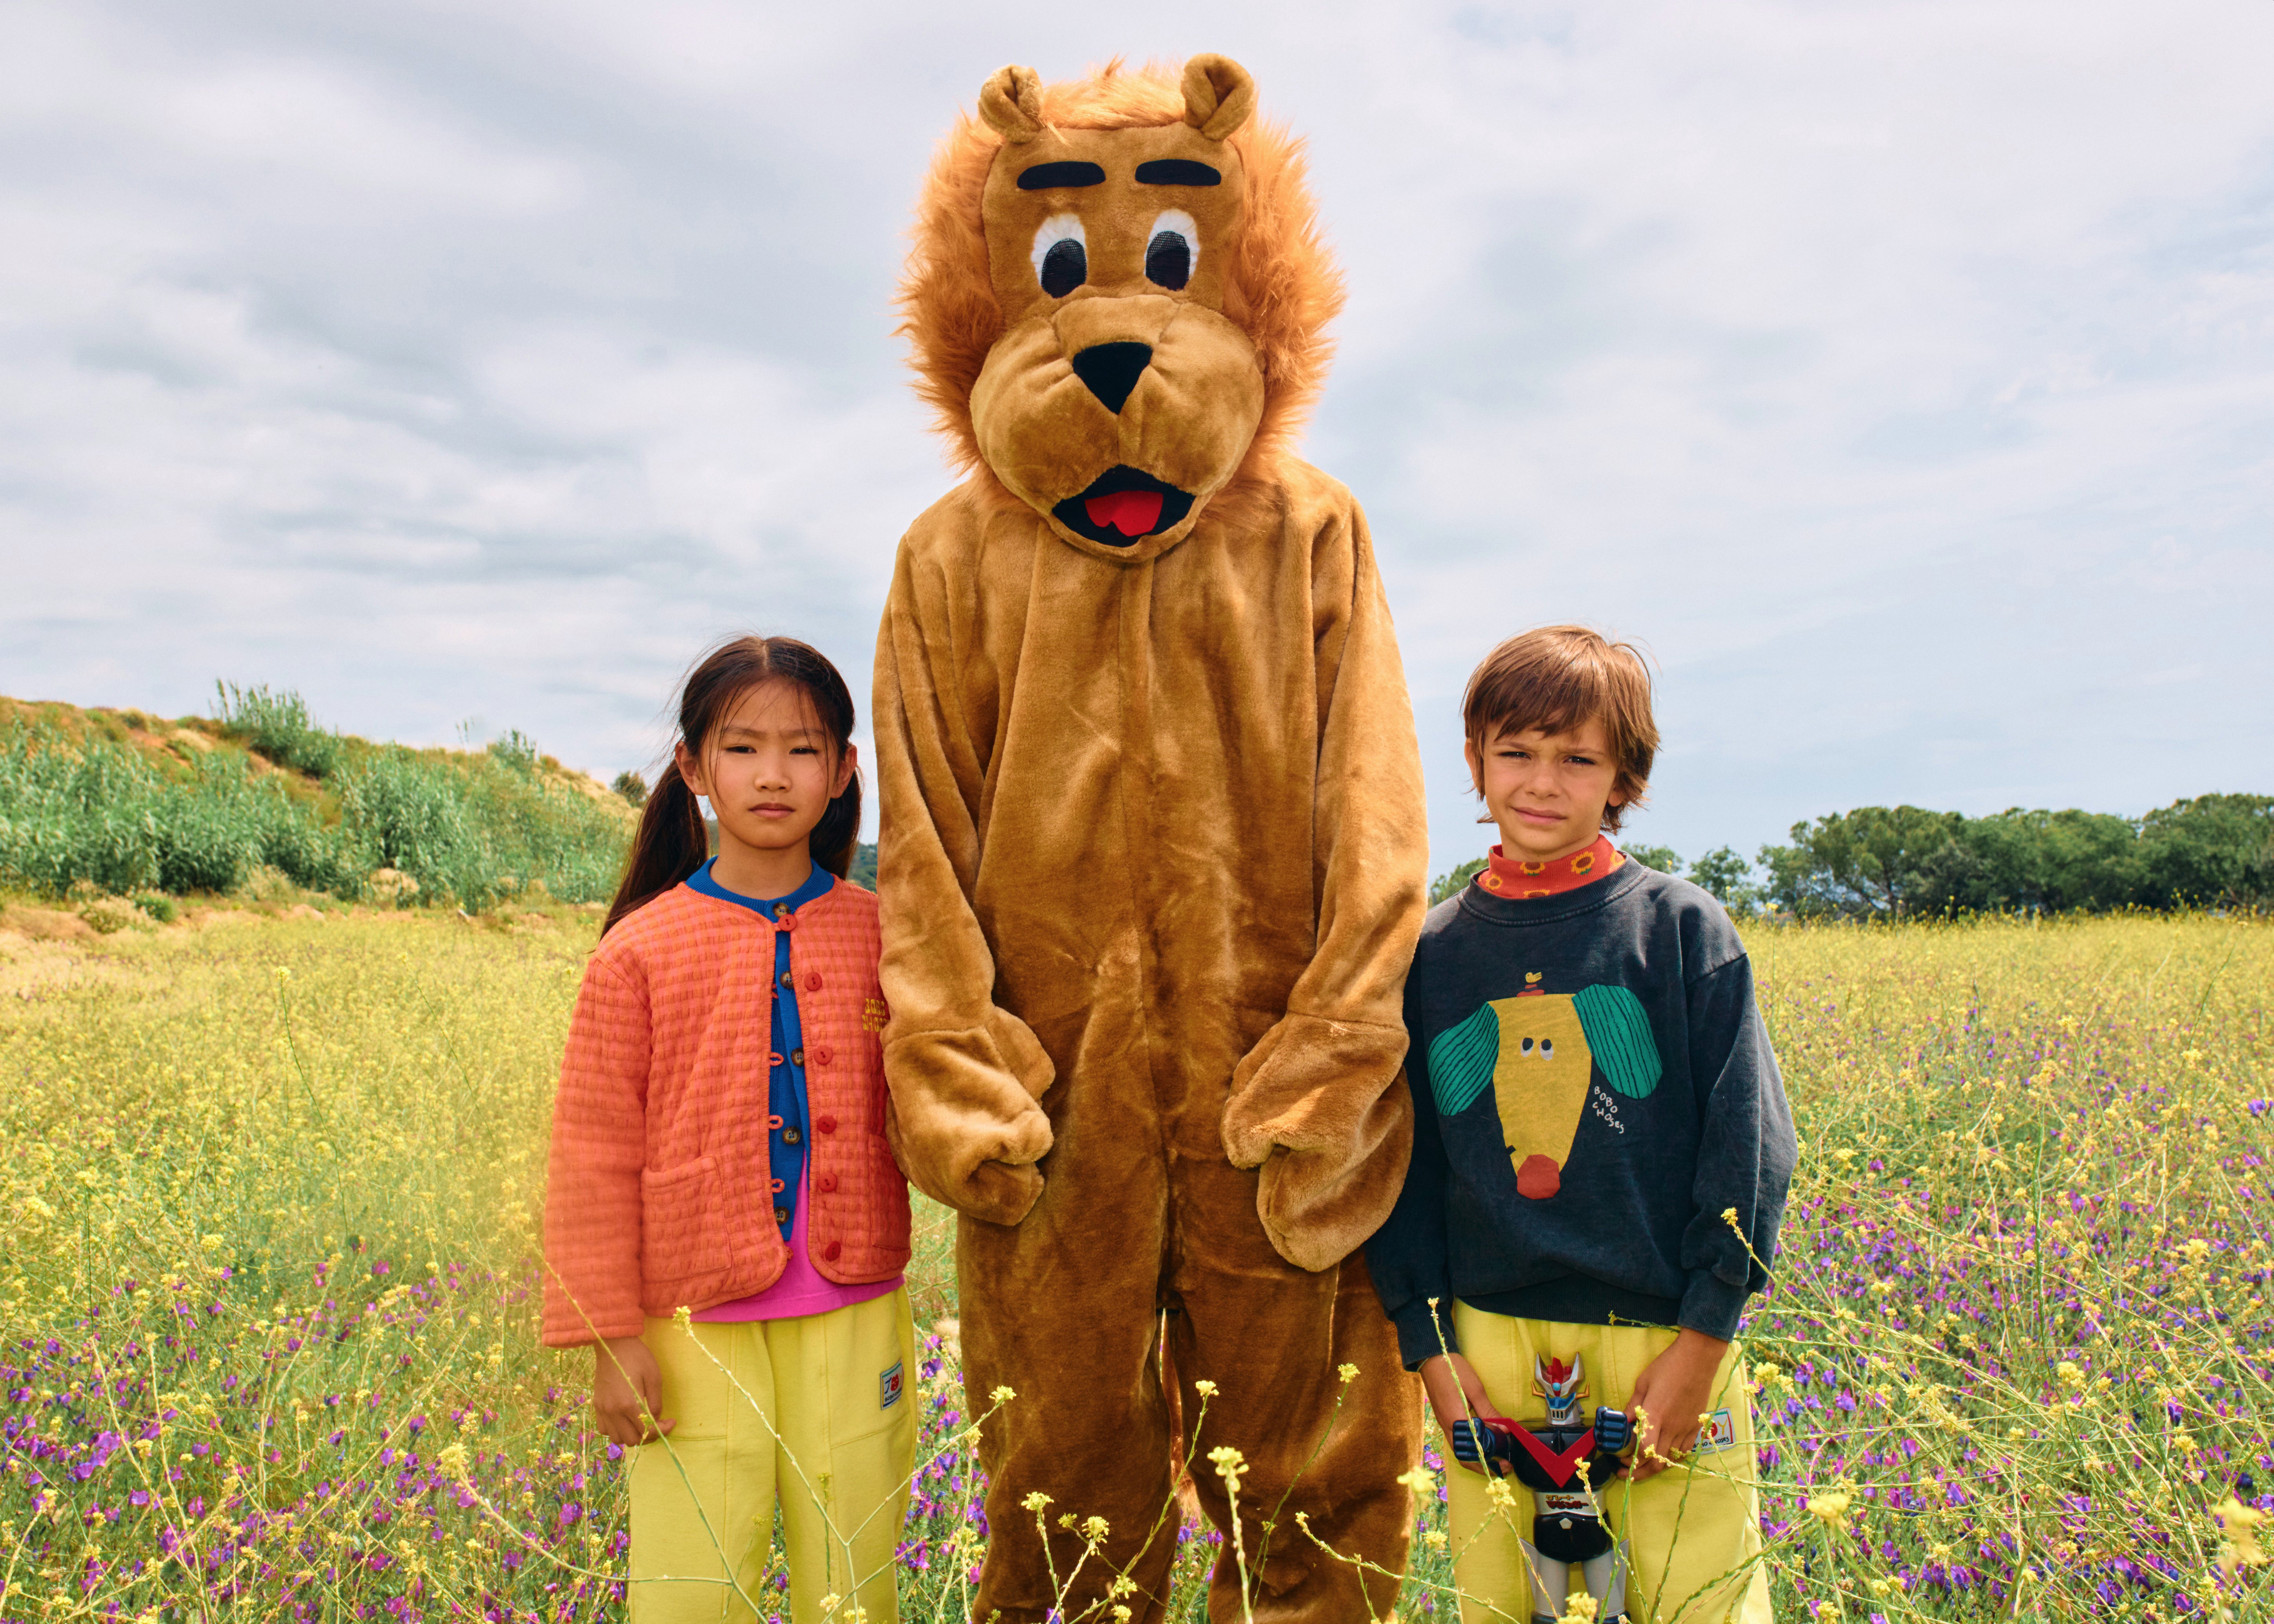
[592,1335,675,1449]
[1626,1328,1728,1479]
[1418,1353,1507,1476]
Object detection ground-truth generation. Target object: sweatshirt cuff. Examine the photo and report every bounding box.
[1678,1270,1751,1341]
[1392,1297,1462,1371]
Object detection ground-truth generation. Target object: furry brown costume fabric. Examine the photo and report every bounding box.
[877,56,1429,1622]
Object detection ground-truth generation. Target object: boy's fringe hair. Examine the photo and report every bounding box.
[895,56,1345,517]
[1463,626,1659,833]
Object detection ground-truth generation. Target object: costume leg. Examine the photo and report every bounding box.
[766,1289,921,1624]
[1166,1155,1420,1624]
[961,1071,1179,1624]
[630,1318,777,1624]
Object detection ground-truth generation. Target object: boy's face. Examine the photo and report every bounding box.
[1465,717,1625,865]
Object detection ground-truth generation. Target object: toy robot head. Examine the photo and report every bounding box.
[1534,1354,1590,1426]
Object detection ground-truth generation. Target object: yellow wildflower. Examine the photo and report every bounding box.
[2215,1497,2266,1578]
[1192,1379,1219,1398]
[1806,1492,1853,1530]
[990,1385,1017,1405]
[1337,1363,1359,1385]
[1021,1491,1052,1514]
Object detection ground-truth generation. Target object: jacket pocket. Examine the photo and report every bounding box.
[638,1155,718,1290]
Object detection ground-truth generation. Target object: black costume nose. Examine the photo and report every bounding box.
[1071,342,1152,414]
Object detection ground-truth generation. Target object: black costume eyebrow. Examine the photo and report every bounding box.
[1134,159,1221,186]
[1016,161,1106,190]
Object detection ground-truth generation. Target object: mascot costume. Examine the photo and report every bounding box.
[876,55,1429,1622]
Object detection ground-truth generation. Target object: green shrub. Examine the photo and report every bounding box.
[213,681,343,777]
[0,712,627,909]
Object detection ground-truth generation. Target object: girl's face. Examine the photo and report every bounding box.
[675,679,856,875]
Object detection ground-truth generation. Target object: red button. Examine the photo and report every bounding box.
[814,1046,833,1066]
[815,1115,836,1134]
[823,1241,842,1262]
[805,973,823,991]
[818,1173,838,1194]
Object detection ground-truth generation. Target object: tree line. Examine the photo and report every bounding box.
[1622,794,2273,919]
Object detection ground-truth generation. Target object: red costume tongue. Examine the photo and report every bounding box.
[1084,489,1164,536]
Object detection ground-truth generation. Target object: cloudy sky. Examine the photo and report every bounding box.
[4,0,2270,875]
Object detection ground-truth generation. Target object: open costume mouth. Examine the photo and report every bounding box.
[1052,466,1195,547]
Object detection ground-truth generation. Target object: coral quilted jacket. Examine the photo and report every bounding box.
[541,878,910,1347]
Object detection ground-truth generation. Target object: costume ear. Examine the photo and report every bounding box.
[1180,54,1255,141]
[979,65,1045,144]
[1571,985,1663,1099]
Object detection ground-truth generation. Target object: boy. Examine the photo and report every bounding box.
[1367,625,1795,1624]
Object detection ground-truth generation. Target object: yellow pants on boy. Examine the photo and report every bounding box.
[628,1289,918,1624]
[1445,1304,1772,1624]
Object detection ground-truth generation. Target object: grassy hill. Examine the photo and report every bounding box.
[0,687,637,915]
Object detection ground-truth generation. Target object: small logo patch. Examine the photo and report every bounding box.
[880,1360,904,1410]
[862,997,890,1034]
[1540,1491,1594,1517]
[1695,1409,1737,1453]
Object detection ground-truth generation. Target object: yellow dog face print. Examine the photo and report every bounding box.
[1427,977,1663,1198]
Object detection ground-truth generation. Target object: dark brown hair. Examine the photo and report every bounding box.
[1462,625,1658,833]
[603,636,861,935]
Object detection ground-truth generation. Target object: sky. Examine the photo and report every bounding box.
[3,0,2270,877]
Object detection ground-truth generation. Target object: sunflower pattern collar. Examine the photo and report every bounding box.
[1476,835,1626,900]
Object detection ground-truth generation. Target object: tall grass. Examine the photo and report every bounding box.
[0,913,2266,1619]
[0,698,631,911]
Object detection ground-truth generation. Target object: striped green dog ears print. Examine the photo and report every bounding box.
[1571,984,1662,1099]
[1427,1002,1500,1118]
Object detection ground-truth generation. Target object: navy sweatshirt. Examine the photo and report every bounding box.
[1365,861,1796,1369]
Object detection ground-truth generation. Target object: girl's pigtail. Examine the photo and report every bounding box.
[811,768,862,882]
[602,756,709,936]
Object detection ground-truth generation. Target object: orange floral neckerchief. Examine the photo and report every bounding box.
[1474,835,1627,900]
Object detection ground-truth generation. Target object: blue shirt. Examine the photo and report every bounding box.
[686,857,836,1240]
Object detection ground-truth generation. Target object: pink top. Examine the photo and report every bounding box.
[693,1163,903,1322]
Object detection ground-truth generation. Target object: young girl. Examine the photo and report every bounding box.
[542,636,914,1624]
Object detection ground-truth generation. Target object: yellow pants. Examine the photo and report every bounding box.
[628,1289,918,1624]
[1446,1304,1773,1624]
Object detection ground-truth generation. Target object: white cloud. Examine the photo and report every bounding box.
[2,0,2269,871]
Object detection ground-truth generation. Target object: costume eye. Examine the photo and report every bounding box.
[1520,1036,1535,1056]
[1540,1039,1555,1059]
[1032,215,1087,298]
[1144,209,1197,291]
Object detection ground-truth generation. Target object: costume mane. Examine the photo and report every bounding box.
[896,58,1344,506]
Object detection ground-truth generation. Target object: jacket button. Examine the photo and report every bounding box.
[813,1045,833,1066]
[818,1173,838,1194]
[790,1047,805,1067]
[779,971,793,989]
[782,1127,801,1145]
[805,973,823,991]
[823,1241,842,1262]
[774,1206,789,1226]
[815,1115,836,1134]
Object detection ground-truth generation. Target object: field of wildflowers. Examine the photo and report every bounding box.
[0,907,2266,1621]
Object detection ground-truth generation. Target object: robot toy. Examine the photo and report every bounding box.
[1449,1355,1634,1624]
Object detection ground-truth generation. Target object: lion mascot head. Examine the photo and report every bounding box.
[897,54,1342,560]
